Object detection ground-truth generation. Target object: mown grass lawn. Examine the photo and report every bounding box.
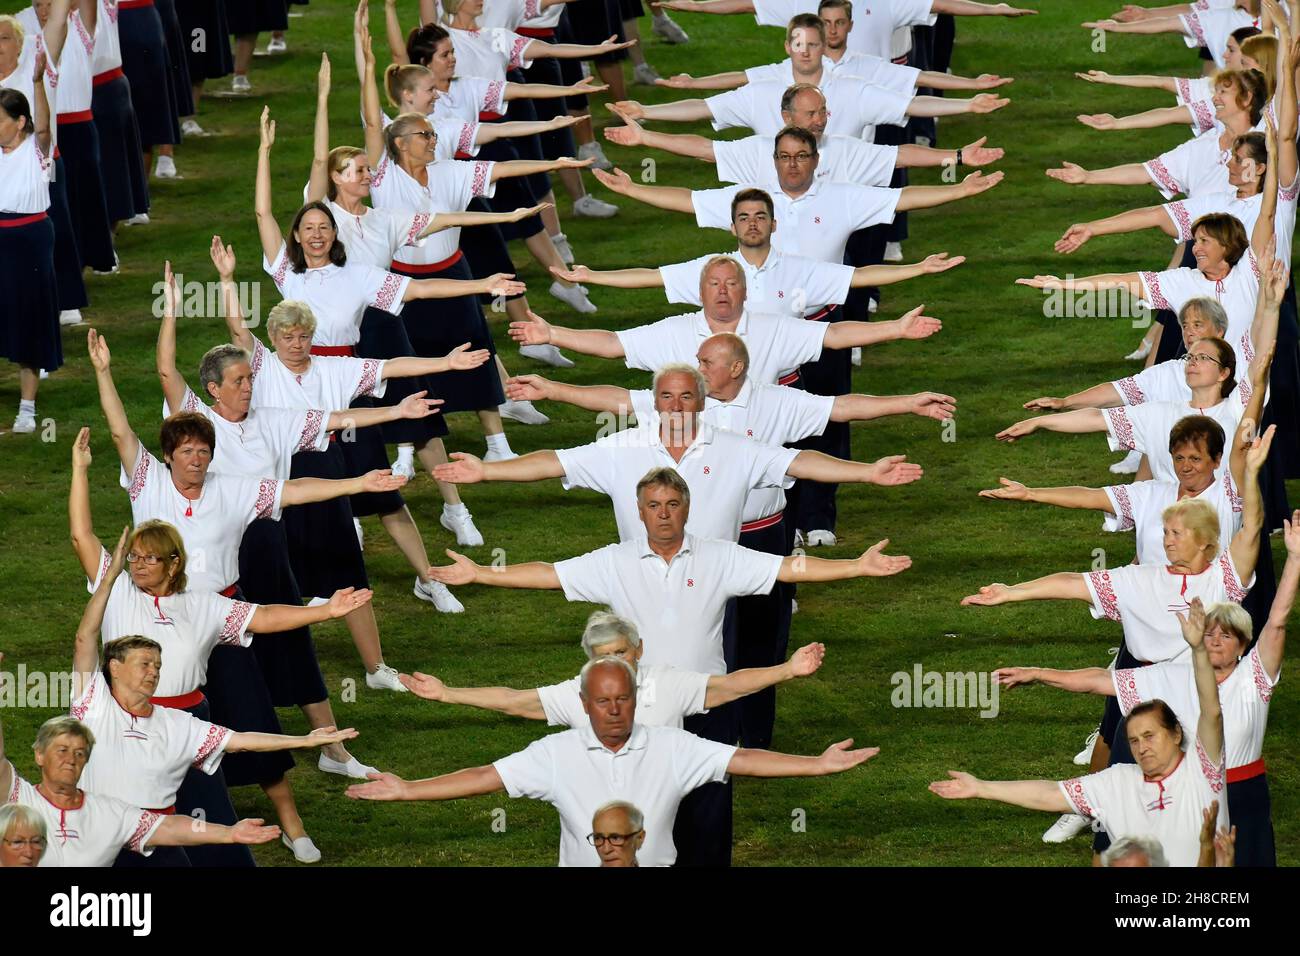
[0,0,1294,866]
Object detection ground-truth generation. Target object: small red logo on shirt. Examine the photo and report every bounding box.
[746,429,754,437]
[687,579,695,587]
[814,216,821,224]
[777,290,784,298]
[703,466,711,475]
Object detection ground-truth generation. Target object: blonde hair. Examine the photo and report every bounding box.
[33,716,95,759]
[384,62,432,110]
[0,803,45,842]
[1204,601,1253,648]
[128,520,188,594]
[1239,35,1278,96]
[384,111,432,162]
[326,145,365,202]
[0,14,25,46]
[699,255,747,295]
[267,299,318,338]
[1161,498,1221,555]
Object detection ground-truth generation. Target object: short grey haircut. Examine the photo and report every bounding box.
[198,344,251,396]
[266,299,318,338]
[578,655,638,699]
[1204,601,1254,648]
[592,800,644,833]
[1101,836,1169,867]
[1178,297,1229,335]
[652,362,708,404]
[581,610,641,659]
[0,803,46,842]
[780,82,825,114]
[33,716,95,759]
[698,254,747,296]
[635,466,691,506]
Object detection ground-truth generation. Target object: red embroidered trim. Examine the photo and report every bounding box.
[1115,669,1142,713]
[406,213,432,246]
[1111,484,1135,531]
[524,0,542,17]
[69,673,98,721]
[1145,159,1181,196]
[249,338,265,380]
[1061,777,1094,817]
[1185,12,1207,48]
[1218,551,1246,602]
[182,389,201,413]
[371,153,389,189]
[374,273,404,312]
[354,360,382,401]
[95,548,112,589]
[1176,77,1193,102]
[508,36,530,70]
[127,451,151,502]
[1139,271,1171,310]
[456,123,476,157]
[1105,407,1136,450]
[1168,202,1194,240]
[192,725,230,768]
[1190,100,1214,133]
[73,11,93,55]
[1088,570,1122,621]
[1249,648,1273,703]
[1116,376,1147,406]
[471,161,491,197]
[484,80,505,114]
[272,248,291,290]
[254,479,278,519]
[298,409,325,452]
[1196,737,1225,793]
[1223,469,1242,513]
[126,810,162,853]
[219,599,255,644]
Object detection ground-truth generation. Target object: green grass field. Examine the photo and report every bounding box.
[0,0,1295,866]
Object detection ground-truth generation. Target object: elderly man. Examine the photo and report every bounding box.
[425,465,905,865]
[1101,835,1170,867]
[432,363,923,545]
[591,801,647,867]
[347,655,879,867]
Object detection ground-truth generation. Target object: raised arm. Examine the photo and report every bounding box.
[895,171,1003,211]
[1250,119,1280,261]
[357,13,386,170]
[400,671,547,720]
[508,309,627,359]
[72,528,128,685]
[255,107,285,265]
[503,374,635,416]
[346,765,506,802]
[959,571,1093,607]
[1228,424,1274,580]
[30,53,51,156]
[591,166,697,213]
[704,642,825,708]
[777,539,911,582]
[977,478,1116,513]
[307,54,332,204]
[87,330,141,476]
[69,427,105,580]
[1257,511,1300,677]
[156,261,188,415]
[248,587,375,634]
[1055,205,1176,254]
[1232,337,1275,494]
[1178,599,1224,766]
[430,450,566,485]
[603,111,718,162]
[928,772,1072,812]
[727,738,879,778]
[549,263,666,290]
[43,0,71,64]
[383,0,410,65]
[0,697,10,802]
[210,236,254,353]
[994,408,1109,442]
[425,549,563,591]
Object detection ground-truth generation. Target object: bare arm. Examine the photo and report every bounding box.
[383,0,410,66]
[507,310,627,358]
[655,70,748,91]
[652,0,756,12]
[933,0,1038,15]
[209,237,255,353]
[603,114,718,162]
[156,263,188,416]
[1178,602,1224,766]
[1013,273,1143,296]
[727,739,878,778]
[849,254,965,288]
[1257,518,1300,677]
[895,171,1003,211]
[905,93,1010,118]
[821,304,943,349]
[977,478,1117,513]
[281,471,407,507]
[148,815,280,849]
[87,332,142,476]
[489,157,595,183]
[30,53,52,155]
[1080,106,1194,131]
[1055,205,1176,254]
[777,539,911,582]
[704,642,824,708]
[254,108,285,265]
[993,665,1116,695]
[357,13,386,170]
[590,167,696,212]
[550,264,666,290]
[1074,69,1179,91]
[226,726,358,753]
[43,0,71,64]
[425,550,564,590]
[418,205,552,237]
[72,529,126,684]
[1047,161,1156,187]
[504,374,634,415]
[69,427,105,580]
[786,450,924,487]
[347,765,506,802]
[524,36,636,61]
[1228,426,1272,580]
[615,98,715,123]
[1022,382,1126,411]
[0,705,10,802]
[403,672,547,720]
[248,588,373,633]
[930,773,1073,812]
[1084,15,1189,34]
[307,55,332,204]
[960,572,1093,607]
[827,391,956,423]
[994,407,1110,442]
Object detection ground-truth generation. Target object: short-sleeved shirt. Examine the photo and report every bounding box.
[553,534,784,673]
[430,76,508,126]
[325,198,433,271]
[1059,735,1228,866]
[1114,644,1277,770]
[537,663,711,730]
[262,243,408,348]
[492,722,737,866]
[246,337,388,413]
[1179,7,1258,69]
[1112,358,1192,407]
[659,251,854,317]
[1103,397,1248,484]
[166,386,329,481]
[715,133,897,187]
[1083,552,1253,663]
[752,0,936,59]
[1145,127,1234,200]
[7,775,165,868]
[448,28,535,84]
[555,421,798,543]
[72,672,231,810]
[1101,473,1241,566]
[369,155,497,263]
[745,55,919,97]
[120,446,283,593]
[706,76,912,140]
[1162,177,1300,263]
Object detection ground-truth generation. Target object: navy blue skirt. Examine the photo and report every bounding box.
[47,155,89,310]
[473,137,546,242]
[0,212,62,371]
[118,3,181,147]
[169,695,256,867]
[156,0,196,118]
[284,442,373,595]
[1226,771,1275,866]
[356,305,448,446]
[226,0,287,34]
[55,118,116,271]
[177,0,234,81]
[91,74,149,220]
[520,58,578,159]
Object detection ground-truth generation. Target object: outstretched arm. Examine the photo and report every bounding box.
[148,815,281,849]
[549,264,666,290]
[1078,106,1194,131]
[849,253,966,288]
[1083,15,1189,34]
[508,310,627,359]
[424,550,564,590]
[1074,68,1179,92]
[960,572,1093,606]
[992,664,1116,695]
[504,374,635,416]
[786,452,924,487]
[828,391,956,423]
[489,156,595,184]
[704,642,825,708]
[603,112,719,162]
[591,167,696,213]
[1054,205,1176,254]
[87,331,142,476]
[69,427,105,580]
[431,450,567,486]
[1046,161,1155,187]
[1014,273,1143,296]
[651,0,756,13]
[401,672,547,720]
[728,739,878,777]
[227,726,359,753]
[977,478,1116,513]
[1022,382,1125,411]
[933,0,1037,15]
[249,588,374,634]
[994,408,1109,442]
[929,772,1072,812]
[821,304,943,349]
[778,539,911,582]
[346,765,506,802]
[654,70,748,91]
[524,36,637,61]
[896,171,1003,211]
[281,470,408,507]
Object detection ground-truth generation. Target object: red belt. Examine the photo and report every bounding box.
[58,110,94,124]
[892,54,910,65]
[119,0,156,8]
[0,212,48,228]
[219,584,238,598]
[805,303,839,321]
[478,111,505,121]
[53,146,60,159]
[1227,758,1266,783]
[516,28,556,38]
[391,249,463,273]
[145,805,176,815]
[310,345,355,356]
[454,151,473,160]
[777,371,801,386]
[151,689,205,710]
[740,511,784,534]
[92,68,125,87]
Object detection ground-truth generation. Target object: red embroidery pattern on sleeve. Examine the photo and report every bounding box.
[1115,376,1146,406]
[37,36,59,89]
[1175,77,1192,102]
[69,673,98,721]
[1280,177,1300,202]
[219,600,256,644]
[297,410,325,452]
[371,153,389,188]
[1223,469,1242,513]
[192,726,231,768]
[1189,100,1214,133]
[1138,271,1170,311]
[483,80,505,114]
[1217,551,1246,602]
[272,247,292,290]
[1196,738,1225,793]
[181,389,202,413]
[1248,249,1260,280]
[7,774,18,804]
[456,123,476,157]
[1111,484,1135,531]
[1088,570,1122,621]
[373,273,404,312]
[1104,407,1136,450]
[1114,669,1142,713]
[353,360,382,400]
[1184,12,1207,47]
[1239,328,1255,364]
[249,339,265,380]
[1145,159,1181,196]
[405,213,432,246]
[471,161,491,197]
[127,451,151,503]
[508,36,530,69]
[524,0,542,17]
[96,548,112,589]
[1249,648,1273,703]
[106,0,119,25]
[73,11,94,54]
[126,811,163,853]
[1061,778,1095,817]
[254,479,279,519]
[1167,202,1193,239]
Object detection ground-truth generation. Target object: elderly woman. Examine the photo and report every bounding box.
[1084,2,1261,70]
[993,512,1299,865]
[0,798,46,867]
[932,598,1229,866]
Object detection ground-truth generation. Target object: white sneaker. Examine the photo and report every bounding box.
[484,447,517,463]
[38,369,48,379]
[1042,813,1091,844]
[577,141,613,171]
[791,598,799,614]
[353,517,364,550]
[914,135,933,148]
[793,529,806,548]
[633,63,661,86]
[92,252,120,276]
[266,36,287,54]
[550,233,575,264]
[519,343,575,368]
[390,454,416,480]
[1109,450,1143,475]
[573,194,619,219]
[59,309,83,326]
[154,155,179,179]
[181,118,209,137]
[653,13,690,43]
[549,280,597,314]
[366,663,409,693]
[499,398,550,425]
[851,346,862,367]
[868,298,879,314]
[806,530,837,547]
[11,413,36,434]
[440,508,485,547]
[123,212,150,226]
[231,74,251,94]
[414,577,465,613]
[884,241,904,263]
[1124,339,1153,361]
[282,834,322,863]
[1073,729,1100,766]
[318,753,379,779]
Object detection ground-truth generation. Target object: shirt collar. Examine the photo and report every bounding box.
[693,309,751,337]
[637,532,696,560]
[578,721,649,754]
[714,378,754,410]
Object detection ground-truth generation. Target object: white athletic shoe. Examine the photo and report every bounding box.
[92,252,120,276]
[519,343,575,368]
[154,155,179,179]
[1109,450,1143,475]
[122,212,150,226]
[414,577,465,613]
[11,413,36,434]
[440,508,485,547]
[851,346,862,367]
[573,194,619,218]
[390,454,416,480]
[914,135,933,148]
[181,118,209,137]
[884,241,904,263]
[1073,729,1100,766]
[1124,339,1153,361]
[317,753,379,779]
[483,447,518,463]
[549,280,598,314]
[59,309,84,326]
[550,232,575,263]
[1042,813,1091,844]
[365,664,409,693]
[868,298,879,313]
[499,398,551,425]
[282,834,322,863]
[792,529,805,548]
[231,74,251,94]
[38,369,48,379]
[577,141,613,171]
[633,63,661,86]
[266,36,287,55]
[652,13,690,43]
[806,530,837,547]
[353,517,364,550]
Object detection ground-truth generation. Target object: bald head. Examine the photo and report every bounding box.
[696,333,749,400]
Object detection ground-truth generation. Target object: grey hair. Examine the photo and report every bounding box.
[698,254,747,296]
[198,344,251,396]
[1101,836,1169,867]
[652,362,708,404]
[592,799,644,833]
[0,15,25,46]
[581,610,641,659]
[1178,297,1229,335]
[635,466,691,506]
[33,716,95,759]
[1204,601,1254,647]
[266,300,318,338]
[0,803,46,842]
[780,82,825,114]
[578,655,638,699]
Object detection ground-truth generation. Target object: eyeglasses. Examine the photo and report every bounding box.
[1180,352,1223,367]
[126,552,174,566]
[400,129,436,141]
[775,152,814,163]
[2,837,46,850]
[586,830,643,847]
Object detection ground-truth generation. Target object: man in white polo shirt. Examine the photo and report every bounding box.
[347,655,879,867]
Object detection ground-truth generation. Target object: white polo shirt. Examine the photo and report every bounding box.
[705,76,912,140]
[72,672,232,811]
[1112,358,1193,407]
[752,0,937,59]
[553,534,784,672]
[715,133,898,186]
[493,722,736,867]
[7,775,165,868]
[263,243,409,349]
[1103,397,1248,484]
[617,308,829,386]
[247,337,389,413]
[120,446,284,594]
[87,547,258,697]
[659,250,854,317]
[1060,735,1228,867]
[554,421,798,543]
[1114,644,1277,771]
[537,663,711,730]
[744,55,919,97]
[693,180,900,262]
[1083,552,1253,663]
[1101,472,1242,566]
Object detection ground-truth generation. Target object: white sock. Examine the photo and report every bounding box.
[444,501,469,516]
[485,432,512,454]
[18,400,35,417]
[396,443,414,464]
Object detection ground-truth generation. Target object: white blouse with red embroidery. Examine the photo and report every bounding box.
[247,337,388,414]
[1101,472,1242,566]
[1103,396,1249,484]
[7,774,165,868]
[369,154,496,265]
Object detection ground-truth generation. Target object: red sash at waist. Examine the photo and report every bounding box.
[92,67,125,87]
[57,110,94,124]
[805,303,839,321]
[310,345,355,356]
[219,584,239,597]
[119,0,156,8]
[151,689,205,710]
[516,27,556,38]
[391,249,463,274]
[777,371,801,386]
[478,111,506,121]
[0,212,48,228]
[145,805,177,815]
[1227,758,1266,783]
[740,511,784,534]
